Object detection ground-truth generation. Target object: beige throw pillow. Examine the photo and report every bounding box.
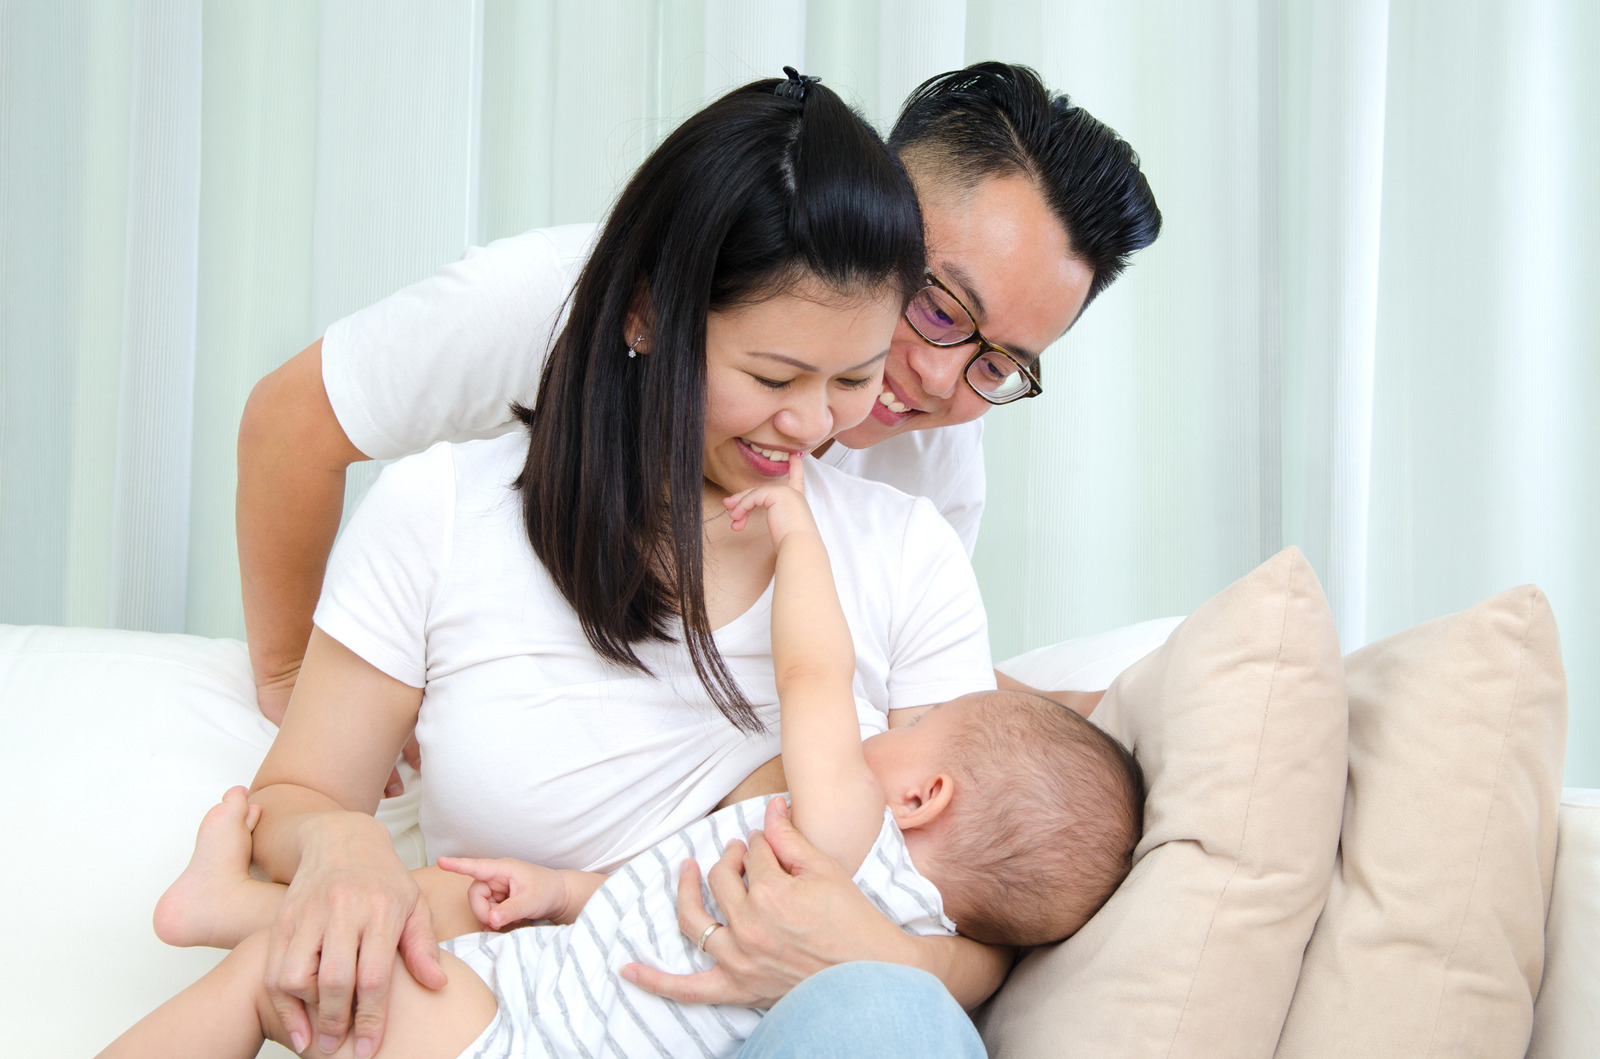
[979,546,1347,1059]
[1275,586,1567,1059]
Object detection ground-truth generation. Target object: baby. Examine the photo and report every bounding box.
[101,463,1144,1059]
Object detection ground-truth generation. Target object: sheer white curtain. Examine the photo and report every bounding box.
[2,0,1594,782]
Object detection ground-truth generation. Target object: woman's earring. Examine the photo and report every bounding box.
[627,334,644,358]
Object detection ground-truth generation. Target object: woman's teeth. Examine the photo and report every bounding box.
[878,389,911,415]
[746,442,791,462]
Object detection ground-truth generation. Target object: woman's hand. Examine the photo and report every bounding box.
[621,797,919,1007]
[263,812,445,1057]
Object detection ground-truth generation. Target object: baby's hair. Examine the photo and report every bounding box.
[936,691,1144,946]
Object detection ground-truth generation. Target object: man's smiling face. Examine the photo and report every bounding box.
[833,169,1093,449]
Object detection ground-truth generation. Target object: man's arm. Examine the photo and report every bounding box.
[993,670,1105,717]
[237,339,367,723]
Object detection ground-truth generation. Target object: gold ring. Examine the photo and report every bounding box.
[696,921,723,953]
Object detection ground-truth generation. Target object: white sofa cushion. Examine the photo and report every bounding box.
[0,625,275,1055]
[0,624,419,1057]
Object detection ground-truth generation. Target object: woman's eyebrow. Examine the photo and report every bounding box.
[748,348,890,373]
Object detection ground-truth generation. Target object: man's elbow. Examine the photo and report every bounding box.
[238,339,365,473]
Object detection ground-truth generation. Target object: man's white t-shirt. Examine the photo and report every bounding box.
[320,223,988,554]
[313,435,994,873]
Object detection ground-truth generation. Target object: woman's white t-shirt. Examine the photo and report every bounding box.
[320,224,988,554]
[313,435,994,873]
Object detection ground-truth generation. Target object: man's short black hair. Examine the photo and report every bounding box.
[890,61,1162,311]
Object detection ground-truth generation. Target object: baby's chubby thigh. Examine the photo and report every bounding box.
[229,929,498,1059]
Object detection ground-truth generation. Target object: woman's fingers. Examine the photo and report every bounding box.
[620,963,742,1006]
[703,840,751,916]
[308,919,363,1052]
[676,859,740,961]
[756,794,825,876]
[399,901,446,988]
[263,920,313,1053]
[349,928,396,1058]
[674,859,714,937]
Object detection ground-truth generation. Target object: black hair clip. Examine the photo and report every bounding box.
[775,65,820,103]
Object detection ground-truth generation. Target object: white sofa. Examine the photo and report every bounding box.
[2,614,1594,1058]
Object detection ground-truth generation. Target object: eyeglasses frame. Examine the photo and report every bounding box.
[903,272,1044,405]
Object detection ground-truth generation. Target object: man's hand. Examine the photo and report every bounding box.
[620,797,915,1007]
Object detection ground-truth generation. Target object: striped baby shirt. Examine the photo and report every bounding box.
[442,794,956,1058]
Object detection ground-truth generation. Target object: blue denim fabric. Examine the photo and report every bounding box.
[738,961,987,1058]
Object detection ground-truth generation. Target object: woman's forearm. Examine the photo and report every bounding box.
[249,782,395,883]
[908,934,1014,1011]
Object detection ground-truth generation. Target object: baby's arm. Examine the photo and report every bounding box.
[724,463,886,874]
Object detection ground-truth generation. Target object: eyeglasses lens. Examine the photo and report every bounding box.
[966,351,1029,401]
[906,286,973,345]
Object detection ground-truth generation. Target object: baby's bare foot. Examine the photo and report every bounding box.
[153,786,260,947]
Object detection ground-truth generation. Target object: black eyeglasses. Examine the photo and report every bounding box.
[903,273,1043,405]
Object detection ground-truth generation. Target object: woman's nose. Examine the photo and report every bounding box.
[906,340,968,401]
[774,392,833,447]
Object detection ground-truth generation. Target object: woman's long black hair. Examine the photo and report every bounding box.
[514,74,925,732]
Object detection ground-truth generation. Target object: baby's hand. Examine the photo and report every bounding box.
[436,856,569,931]
[724,460,818,546]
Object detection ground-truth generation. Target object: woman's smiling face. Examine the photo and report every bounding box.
[701,278,903,497]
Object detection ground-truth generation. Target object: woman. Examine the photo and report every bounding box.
[248,71,1002,1059]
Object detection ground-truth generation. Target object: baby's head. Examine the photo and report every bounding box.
[864,690,1144,946]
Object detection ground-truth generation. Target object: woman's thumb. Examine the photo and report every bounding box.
[761,796,816,873]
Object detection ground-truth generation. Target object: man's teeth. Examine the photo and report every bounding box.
[747,442,791,462]
[878,389,910,414]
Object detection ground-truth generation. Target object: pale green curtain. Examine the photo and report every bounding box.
[2,1,1595,783]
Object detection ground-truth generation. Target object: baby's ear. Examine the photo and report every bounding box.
[891,773,955,830]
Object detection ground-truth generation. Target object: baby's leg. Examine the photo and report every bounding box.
[156,788,492,950]
[153,786,287,948]
[98,929,498,1059]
